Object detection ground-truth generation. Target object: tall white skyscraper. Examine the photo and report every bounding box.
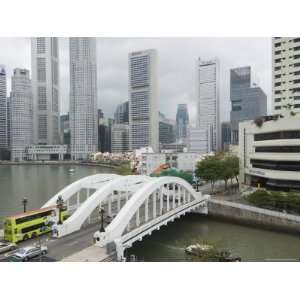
[69,37,98,160]
[0,65,7,151]
[273,37,300,115]
[129,49,158,152]
[31,37,60,145]
[197,58,220,151]
[10,69,33,161]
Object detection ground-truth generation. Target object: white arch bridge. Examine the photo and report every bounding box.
[42,174,209,260]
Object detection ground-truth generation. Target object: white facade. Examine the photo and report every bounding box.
[140,152,203,175]
[0,65,7,150]
[187,126,212,154]
[26,144,67,161]
[239,116,300,191]
[129,49,159,152]
[272,37,300,115]
[10,69,33,161]
[111,123,129,153]
[31,37,60,145]
[197,58,220,151]
[69,38,98,160]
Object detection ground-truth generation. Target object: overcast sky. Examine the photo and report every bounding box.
[0,37,271,124]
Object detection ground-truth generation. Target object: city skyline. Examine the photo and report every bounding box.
[0,37,271,123]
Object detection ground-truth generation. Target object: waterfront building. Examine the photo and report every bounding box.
[10,69,33,161]
[197,58,220,151]
[239,115,300,191]
[187,126,212,154]
[176,104,189,143]
[160,142,186,153]
[7,97,11,150]
[114,101,129,124]
[159,112,175,147]
[272,37,300,115]
[60,113,70,147]
[31,37,60,145]
[129,49,159,152]
[139,152,203,175]
[70,37,98,160]
[0,65,7,156]
[98,116,113,153]
[230,66,267,145]
[26,144,67,160]
[111,123,130,153]
[221,122,231,151]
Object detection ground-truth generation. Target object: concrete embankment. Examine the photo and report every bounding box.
[208,198,300,234]
[0,160,119,169]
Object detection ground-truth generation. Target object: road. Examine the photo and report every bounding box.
[0,223,101,262]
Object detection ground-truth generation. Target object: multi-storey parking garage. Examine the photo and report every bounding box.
[239,116,300,191]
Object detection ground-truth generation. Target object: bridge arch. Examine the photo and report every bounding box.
[94,176,208,257]
[55,175,153,237]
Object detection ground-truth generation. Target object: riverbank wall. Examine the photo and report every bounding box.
[0,160,119,169]
[208,198,300,234]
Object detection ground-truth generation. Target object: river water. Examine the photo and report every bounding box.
[1,165,300,262]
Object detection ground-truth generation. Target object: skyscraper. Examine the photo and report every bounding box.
[69,37,98,160]
[176,104,189,142]
[221,122,231,151]
[111,124,130,153]
[0,65,7,153]
[114,101,129,124]
[272,37,300,115]
[159,112,176,146]
[10,69,33,161]
[129,49,158,152]
[31,37,60,145]
[230,66,267,144]
[197,58,220,151]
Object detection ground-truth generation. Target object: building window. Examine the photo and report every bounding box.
[37,58,46,82]
[254,130,300,141]
[36,38,46,54]
[251,159,300,172]
[255,146,300,153]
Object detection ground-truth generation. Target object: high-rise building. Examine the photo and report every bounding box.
[31,37,60,145]
[98,115,113,153]
[10,69,33,161]
[159,112,175,146]
[221,122,231,151]
[0,65,7,153]
[272,37,300,115]
[114,101,129,124]
[197,58,220,151]
[188,127,212,154]
[230,66,267,145]
[70,37,98,160]
[7,97,11,150]
[129,49,158,152]
[60,113,70,147]
[176,104,189,142]
[111,123,130,153]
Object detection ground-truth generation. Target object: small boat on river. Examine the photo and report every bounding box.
[185,243,241,262]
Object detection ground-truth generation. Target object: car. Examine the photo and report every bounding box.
[0,241,17,254]
[11,245,48,261]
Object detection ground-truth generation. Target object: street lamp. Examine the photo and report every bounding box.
[22,197,28,213]
[56,195,64,225]
[99,206,105,232]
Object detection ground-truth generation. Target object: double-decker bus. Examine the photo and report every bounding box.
[3,206,69,243]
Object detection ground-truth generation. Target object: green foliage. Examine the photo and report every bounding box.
[117,163,134,175]
[152,168,193,184]
[245,190,300,214]
[195,153,239,192]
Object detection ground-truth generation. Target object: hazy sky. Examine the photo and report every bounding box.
[0,37,272,124]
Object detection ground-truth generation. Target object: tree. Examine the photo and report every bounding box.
[195,156,222,192]
[117,163,134,175]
